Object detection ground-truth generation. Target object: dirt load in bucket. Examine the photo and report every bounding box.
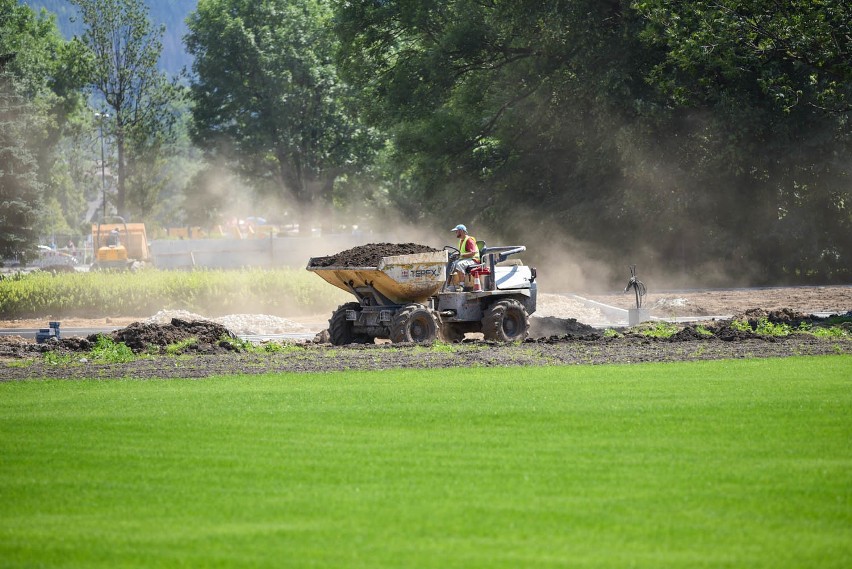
[308,243,440,268]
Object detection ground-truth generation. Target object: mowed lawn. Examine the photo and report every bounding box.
[1,356,850,568]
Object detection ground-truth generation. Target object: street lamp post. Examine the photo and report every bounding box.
[95,112,109,221]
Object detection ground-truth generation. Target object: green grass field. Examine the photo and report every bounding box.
[2,356,850,568]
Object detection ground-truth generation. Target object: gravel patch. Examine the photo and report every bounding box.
[145,310,309,335]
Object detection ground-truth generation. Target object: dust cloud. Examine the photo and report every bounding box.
[139,147,762,298]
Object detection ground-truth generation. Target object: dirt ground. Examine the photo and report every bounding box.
[581,285,852,317]
[0,286,852,380]
[1,285,849,380]
[2,285,849,331]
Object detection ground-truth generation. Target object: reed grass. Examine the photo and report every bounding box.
[0,268,348,318]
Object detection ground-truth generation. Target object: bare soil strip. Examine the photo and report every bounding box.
[1,286,849,380]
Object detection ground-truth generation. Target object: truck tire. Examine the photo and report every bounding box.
[328,302,371,345]
[390,304,440,344]
[482,299,529,342]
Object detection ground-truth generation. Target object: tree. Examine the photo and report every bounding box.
[335,0,851,284]
[0,70,41,260]
[635,0,852,282]
[71,0,180,220]
[335,1,653,238]
[186,0,377,233]
[0,0,88,259]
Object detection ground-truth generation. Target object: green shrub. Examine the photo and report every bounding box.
[0,268,349,319]
[89,335,137,363]
[640,322,679,339]
[755,318,792,337]
[810,327,849,339]
[165,338,199,355]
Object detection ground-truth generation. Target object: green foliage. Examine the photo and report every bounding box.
[6,0,850,284]
[43,334,137,364]
[1,357,850,566]
[798,320,850,339]
[216,335,302,355]
[71,0,182,220]
[88,334,136,363]
[335,0,851,284]
[632,0,852,283]
[0,268,348,319]
[429,341,456,353]
[164,337,198,355]
[21,0,197,77]
[635,0,852,113]
[216,334,251,352]
[186,0,380,230]
[822,314,852,327]
[639,321,680,338]
[695,325,713,337]
[0,72,41,260]
[727,317,845,338]
[755,318,793,337]
[43,350,74,366]
[811,327,849,339]
[0,0,88,259]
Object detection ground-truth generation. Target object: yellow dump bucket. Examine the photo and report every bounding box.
[307,250,448,304]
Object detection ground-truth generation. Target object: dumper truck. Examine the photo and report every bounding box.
[91,217,151,271]
[307,244,537,344]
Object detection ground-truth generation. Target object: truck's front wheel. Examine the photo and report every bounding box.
[482,299,530,342]
[328,302,371,345]
[390,304,440,343]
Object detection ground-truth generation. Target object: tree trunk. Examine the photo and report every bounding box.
[116,124,126,219]
[277,151,314,236]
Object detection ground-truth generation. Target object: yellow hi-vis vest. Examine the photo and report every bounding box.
[458,234,480,262]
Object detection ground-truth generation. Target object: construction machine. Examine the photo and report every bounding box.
[91,217,151,271]
[307,243,537,344]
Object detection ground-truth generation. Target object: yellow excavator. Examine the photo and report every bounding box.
[91,216,151,271]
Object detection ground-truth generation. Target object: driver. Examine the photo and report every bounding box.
[449,224,480,288]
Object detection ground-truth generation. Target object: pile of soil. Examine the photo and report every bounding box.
[308,243,439,268]
[59,318,238,355]
[111,318,236,353]
[736,307,810,326]
[528,316,601,339]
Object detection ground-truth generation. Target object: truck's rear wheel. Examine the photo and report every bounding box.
[328,302,371,345]
[390,304,440,343]
[482,299,529,342]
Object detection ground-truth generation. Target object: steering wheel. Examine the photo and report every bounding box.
[443,245,460,262]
